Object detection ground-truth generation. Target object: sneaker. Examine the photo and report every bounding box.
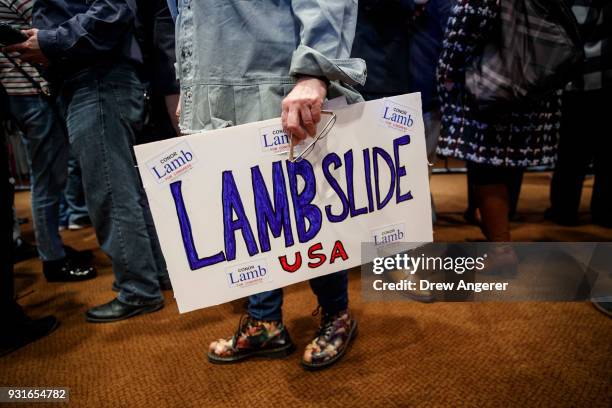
[208,316,295,364]
[67,223,86,230]
[302,309,357,370]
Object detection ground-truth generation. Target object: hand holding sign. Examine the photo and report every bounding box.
[135,93,433,312]
[281,76,327,140]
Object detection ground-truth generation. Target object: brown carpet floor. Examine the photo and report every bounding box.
[2,172,611,407]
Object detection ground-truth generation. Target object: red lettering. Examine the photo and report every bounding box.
[307,242,327,268]
[279,241,349,273]
[279,252,302,273]
[329,240,349,264]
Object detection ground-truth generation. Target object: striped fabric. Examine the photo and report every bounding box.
[463,0,583,109]
[568,0,611,91]
[436,0,561,168]
[0,0,48,96]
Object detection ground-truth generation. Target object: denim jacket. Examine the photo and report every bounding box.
[175,0,367,133]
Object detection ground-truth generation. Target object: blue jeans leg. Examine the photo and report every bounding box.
[309,271,349,315]
[60,64,163,306]
[141,195,168,281]
[247,271,349,321]
[58,194,69,227]
[247,289,283,321]
[8,95,67,261]
[63,151,89,225]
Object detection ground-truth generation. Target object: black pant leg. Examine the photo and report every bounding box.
[508,170,524,219]
[549,92,593,220]
[590,89,612,223]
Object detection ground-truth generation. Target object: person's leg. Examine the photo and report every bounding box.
[308,271,348,314]
[11,205,21,245]
[465,168,480,224]
[208,289,294,363]
[548,92,590,224]
[247,290,283,321]
[424,109,441,223]
[302,271,355,370]
[63,151,90,228]
[507,169,524,220]
[58,193,69,230]
[468,162,512,242]
[8,95,67,262]
[2,148,15,310]
[1,124,58,357]
[141,197,169,283]
[61,65,163,314]
[8,95,95,280]
[590,89,612,227]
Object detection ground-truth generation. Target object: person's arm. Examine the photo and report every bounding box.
[282,0,366,140]
[35,0,138,60]
[151,3,180,135]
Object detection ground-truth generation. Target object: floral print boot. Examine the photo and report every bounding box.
[208,315,295,364]
[302,309,357,370]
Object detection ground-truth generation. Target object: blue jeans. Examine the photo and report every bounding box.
[59,63,167,306]
[59,151,89,227]
[8,94,68,261]
[248,271,349,321]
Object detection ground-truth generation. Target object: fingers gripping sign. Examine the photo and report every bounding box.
[281,76,327,142]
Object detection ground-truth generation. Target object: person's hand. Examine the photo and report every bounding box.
[165,93,181,135]
[176,101,181,125]
[281,76,327,141]
[2,29,49,67]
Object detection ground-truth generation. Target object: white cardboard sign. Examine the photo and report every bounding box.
[135,93,433,313]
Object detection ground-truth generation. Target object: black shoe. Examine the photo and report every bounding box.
[85,298,164,323]
[13,240,38,264]
[63,245,94,262]
[0,304,59,357]
[43,257,97,282]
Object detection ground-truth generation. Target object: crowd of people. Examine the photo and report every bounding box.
[1,0,610,368]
